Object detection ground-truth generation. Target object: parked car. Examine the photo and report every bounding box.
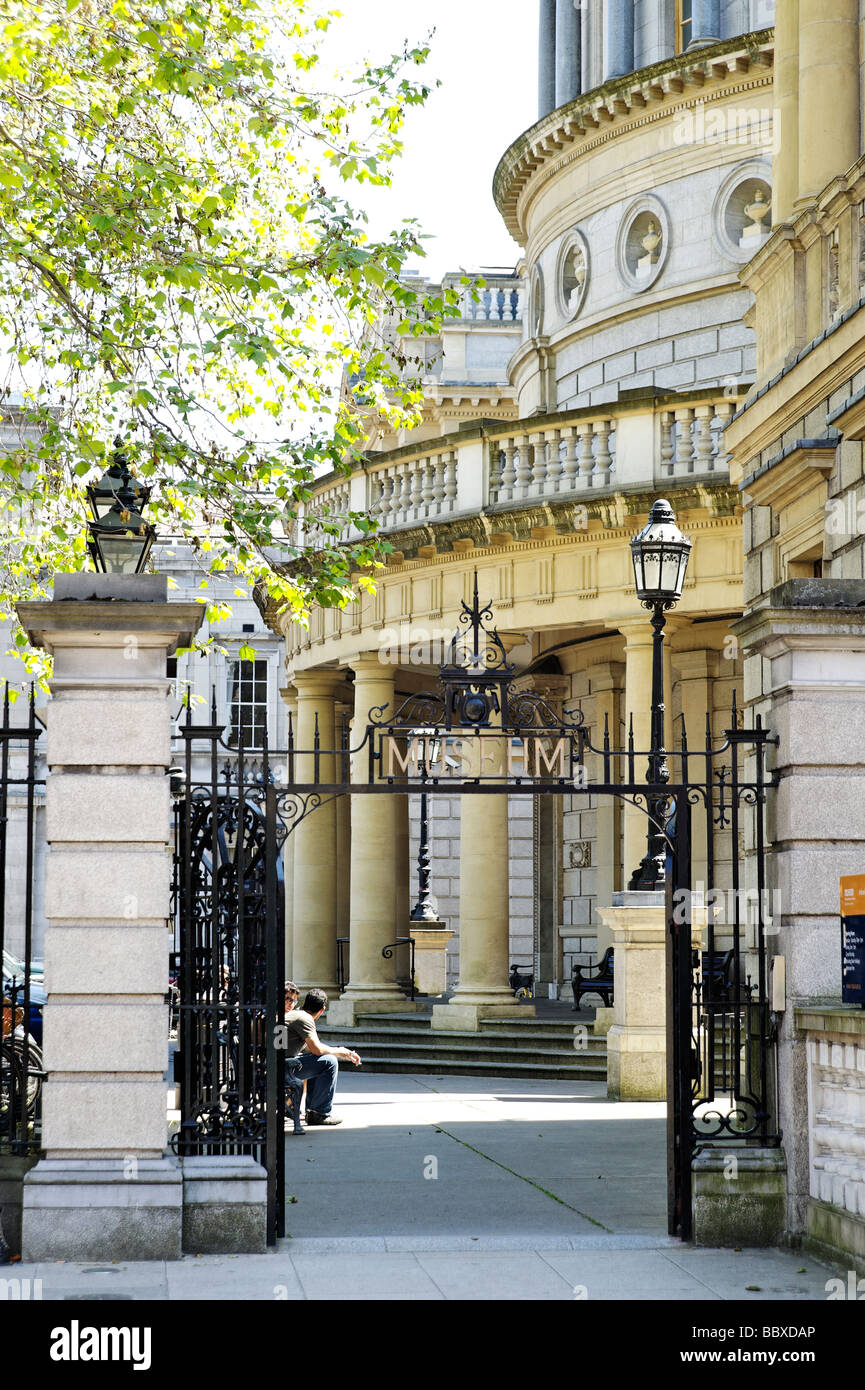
[2,953,44,1046]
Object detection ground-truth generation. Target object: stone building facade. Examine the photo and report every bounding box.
[271,11,781,1009]
[726,0,865,1272]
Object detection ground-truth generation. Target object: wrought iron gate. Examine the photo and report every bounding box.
[172,584,778,1244]
[171,709,285,1244]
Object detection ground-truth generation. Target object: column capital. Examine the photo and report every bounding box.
[587,660,625,693]
[673,648,719,681]
[290,669,349,700]
[343,652,397,681]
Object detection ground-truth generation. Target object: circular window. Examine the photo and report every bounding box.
[556,229,590,320]
[616,196,670,293]
[712,163,772,262]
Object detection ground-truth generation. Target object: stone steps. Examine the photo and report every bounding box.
[317,1011,606,1081]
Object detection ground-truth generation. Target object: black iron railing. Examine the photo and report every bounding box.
[0,688,45,1165]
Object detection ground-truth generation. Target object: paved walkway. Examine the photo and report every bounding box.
[11,1075,845,1300]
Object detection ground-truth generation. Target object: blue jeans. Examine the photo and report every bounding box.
[290,1053,338,1115]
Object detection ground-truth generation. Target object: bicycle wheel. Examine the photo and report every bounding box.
[0,1041,25,1132]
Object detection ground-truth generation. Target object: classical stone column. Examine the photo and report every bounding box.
[291,671,343,995]
[432,695,534,1031]
[327,658,418,1025]
[797,0,860,211]
[16,573,203,1261]
[672,646,719,902]
[772,0,799,223]
[280,684,298,979]
[538,0,557,118]
[555,0,581,106]
[688,0,720,47]
[588,660,624,949]
[603,0,634,82]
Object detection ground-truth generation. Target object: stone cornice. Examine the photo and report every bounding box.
[725,301,865,471]
[493,31,774,244]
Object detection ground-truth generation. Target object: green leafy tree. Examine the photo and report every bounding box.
[0,0,453,671]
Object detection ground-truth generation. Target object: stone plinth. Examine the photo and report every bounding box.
[16,575,204,1262]
[325,996,424,1027]
[692,1148,787,1247]
[603,890,706,1101]
[431,1001,535,1033]
[409,923,454,998]
[181,1156,267,1255]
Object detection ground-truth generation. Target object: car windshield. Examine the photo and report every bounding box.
[3,949,33,978]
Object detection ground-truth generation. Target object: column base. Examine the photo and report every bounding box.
[0,1153,39,1257]
[593,1006,615,1037]
[431,1001,535,1032]
[296,980,340,999]
[21,1157,182,1262]
[181,1155,266,1254]
[692,1147,787,1247]
[326,997,424,1026]
[606,1023,666,1099]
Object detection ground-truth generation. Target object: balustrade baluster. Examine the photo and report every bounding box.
[431,454,446,512]
[659,411,675,478]
[577,423,594,488]
[694,406,714,471]
[594,420,612,486]
[444,451,458,510]
[561,427,578,489]
[378,472,393,528]
[674,408,696,473]
[515,435,532,496]
[500,438,517,499]
[414,464,428,519]
[421,457,435,512]
[547,429,563,492]
[496,286,506,321]
[530,431,548,494]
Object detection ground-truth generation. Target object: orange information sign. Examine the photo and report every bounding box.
[841,874,865,917]
[840,874,865,1006]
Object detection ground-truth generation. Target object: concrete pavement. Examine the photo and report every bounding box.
[8,1074,848,1300]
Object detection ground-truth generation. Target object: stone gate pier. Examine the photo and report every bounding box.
[16,574,202,1261]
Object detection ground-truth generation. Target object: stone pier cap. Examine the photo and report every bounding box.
[17,572,204,656]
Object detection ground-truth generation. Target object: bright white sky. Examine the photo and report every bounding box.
[319,1,537,281]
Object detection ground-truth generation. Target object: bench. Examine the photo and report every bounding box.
[572,948,614,1009]
[571,947,752,1012]
[696,948,754,1004]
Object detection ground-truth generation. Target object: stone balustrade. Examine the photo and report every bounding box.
[797,1008,865,1264]
[294,393,737,548]
[808,1033,865,1217]
[369,449,459,529]
[448,275,524,324]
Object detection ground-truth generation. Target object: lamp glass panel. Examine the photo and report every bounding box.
[98,534,148,575]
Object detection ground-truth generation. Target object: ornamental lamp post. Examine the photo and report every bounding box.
[86,443,156,575]
[410,729,442,923]
[628,497,692,892]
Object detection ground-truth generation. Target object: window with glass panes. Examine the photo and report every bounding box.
[677,0,692,50]
[227,658,269,749]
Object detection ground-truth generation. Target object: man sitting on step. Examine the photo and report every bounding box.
[283,987,361,1127]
